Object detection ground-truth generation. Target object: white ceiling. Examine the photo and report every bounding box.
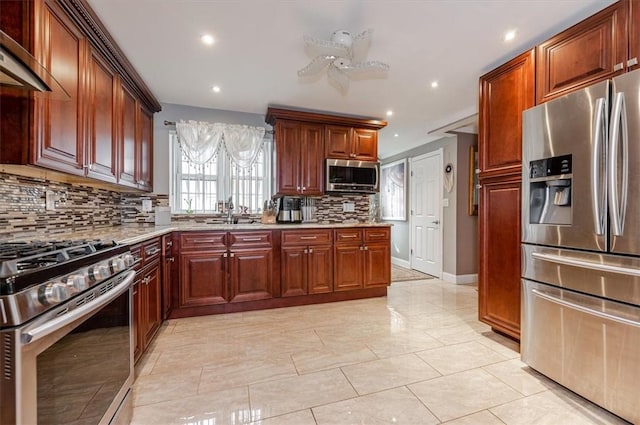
[88,0,615,158]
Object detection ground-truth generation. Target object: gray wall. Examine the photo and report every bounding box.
[153,103,271,194]
[382,133,478,277]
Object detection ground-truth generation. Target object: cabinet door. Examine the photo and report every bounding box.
[133,279,143,362]
[137,105,154,191]
[334,245,363,291]
[352,128,378,161]
[478,177,522,340]
[479,49,534,177]
[300,123,324,196]
[142,262,162,345]
[308,245,333,294]
[281,246,307,297]
[229,248,274,303]
[325,125,352,159]
[363,243,391,287]
[179,250,228,307]
[33,1,86,174]
[86,50,117,183]
[275,120,301,195]
[118,83,138,188]
[536,1,627,103]
[630,0,640,72]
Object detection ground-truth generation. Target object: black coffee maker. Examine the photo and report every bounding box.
[277,196,302,223]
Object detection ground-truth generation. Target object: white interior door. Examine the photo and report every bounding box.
[410,150,443,277]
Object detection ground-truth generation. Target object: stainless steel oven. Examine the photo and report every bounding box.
[0,240,136,425]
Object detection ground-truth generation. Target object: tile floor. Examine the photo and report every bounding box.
[131,279,630,425]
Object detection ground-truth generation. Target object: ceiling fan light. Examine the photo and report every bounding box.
[331,30,353,48]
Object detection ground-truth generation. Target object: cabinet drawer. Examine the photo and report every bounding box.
[180,232,226,250]
[229,231,272,247]
[364,228,390,243]
[282,229,333,246]
[130,244,143,271]
[335,228,363,243]
[142,238,162,263]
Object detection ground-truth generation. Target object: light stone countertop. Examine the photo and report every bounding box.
[14,221,392,246]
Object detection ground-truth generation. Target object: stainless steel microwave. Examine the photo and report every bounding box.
[326,159,380,194]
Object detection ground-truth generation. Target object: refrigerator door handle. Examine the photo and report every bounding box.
[530,289,640,328]
[608,92,629,236]
[531,251,640,277]
[591,97,607,235]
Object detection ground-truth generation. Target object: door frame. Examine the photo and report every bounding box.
[409,148,444,278]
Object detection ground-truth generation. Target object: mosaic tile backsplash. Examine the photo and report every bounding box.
[0,172,375,239]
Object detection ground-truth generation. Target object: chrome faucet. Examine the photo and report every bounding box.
[225,196,235,224]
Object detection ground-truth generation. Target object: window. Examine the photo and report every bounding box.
[170,133,273,214]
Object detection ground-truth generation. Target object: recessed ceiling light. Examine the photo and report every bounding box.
[201,34,215,45]
[394,133,399,137]
[212,85,221,93]
[431,81,439,88]
[386,110,393,117]
[504,29,517,42]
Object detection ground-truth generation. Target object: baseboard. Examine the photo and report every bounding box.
[391,257,411,269]
[442,272,478,285]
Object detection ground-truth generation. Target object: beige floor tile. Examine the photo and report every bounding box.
[199,353,298,392]
[312,387,439,425]
[130,387,250,425]
[248,409,316,425]
[291,344,377,374]
[365,330,443,358]
[408,368,522,422]
[416,340,508,375]
[132,367,202,407]
[249,368,357,419]
[442,410,505,424]
[149,341,243,374]
[475,332,520,359]
[490,388,631,425]
[135,351,160,378]
[341,353,440,395]
[482,359,555,396]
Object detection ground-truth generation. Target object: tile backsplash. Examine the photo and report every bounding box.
[0,171,376,239]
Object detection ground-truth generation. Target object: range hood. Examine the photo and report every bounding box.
[0,29,69,98]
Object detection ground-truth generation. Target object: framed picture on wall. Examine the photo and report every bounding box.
[380,159,407,220]
[468,145,479,215]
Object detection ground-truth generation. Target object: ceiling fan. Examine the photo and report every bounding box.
[298,29,389,92]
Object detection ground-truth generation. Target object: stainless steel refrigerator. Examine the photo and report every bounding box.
[521,69,640,424]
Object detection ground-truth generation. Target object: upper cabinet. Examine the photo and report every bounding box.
[0,0,161,191]
[478,49,535,177]
[537,0,636,103]
[265,107,386,196]
[325,126,378,161]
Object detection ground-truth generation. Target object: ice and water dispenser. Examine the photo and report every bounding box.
[528,154,572,225]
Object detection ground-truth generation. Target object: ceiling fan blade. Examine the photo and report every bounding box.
[350,29,372,62]
[298,55,336,76]
[327,64,349,92]
[303,34,349,57]
[341,60,390,75]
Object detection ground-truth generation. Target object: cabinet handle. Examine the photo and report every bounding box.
[83,164,93,170]
[341,235,358,239]
[475,184,482,190]
[230,252,235,258]
[192,239,217,243]
[241,237,262,242]
[628,57,639,67]
[223,252,228,258]
[368,233,385,237]
[297,186,301,191]
[304,249,308,254]
[308,248,313,253]
[143,276,150,285]
[302,186,306,191]
[614,62,624,71]
[145,247,160,256]
[359,246,364,250]
[166,241,173,247]
[300,236,317,240]
[168,257,175,262]
[364,246,368,251]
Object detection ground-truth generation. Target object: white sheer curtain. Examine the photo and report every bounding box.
[175,120,224,165]
[175,120,265,168]
[223,124,266,168]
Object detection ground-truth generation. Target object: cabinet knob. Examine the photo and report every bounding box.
[168,257,175,262]
[230,252,235,258]
[308,248,313,253]
[297,186,301,191]
[302,186,306,191]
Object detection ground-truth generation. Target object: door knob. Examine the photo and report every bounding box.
[432,220,440,225]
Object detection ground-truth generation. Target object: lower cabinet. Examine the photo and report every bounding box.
[133,259,161,363]
[179,250,228,306]
[334,227,391,291]
[281,229,333,296]
[228,247,274,303]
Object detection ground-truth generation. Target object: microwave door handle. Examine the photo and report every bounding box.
[608,92,628,236]
[592,97,607,235]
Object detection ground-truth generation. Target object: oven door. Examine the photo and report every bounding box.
[17,270,135,425]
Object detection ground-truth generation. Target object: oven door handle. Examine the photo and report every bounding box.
[22,270,135,345]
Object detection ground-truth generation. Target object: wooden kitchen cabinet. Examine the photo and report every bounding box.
[478,177,522,340]
[325,125,378,161]
[161,234,174,320]
[0,0,160,190]
[281,229,333,296]
[272,119,324,196]
[478,49,535,178]
[334,227,390,291]
[536,1,630,103]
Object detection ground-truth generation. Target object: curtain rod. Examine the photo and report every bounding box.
[164,120,274,134]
